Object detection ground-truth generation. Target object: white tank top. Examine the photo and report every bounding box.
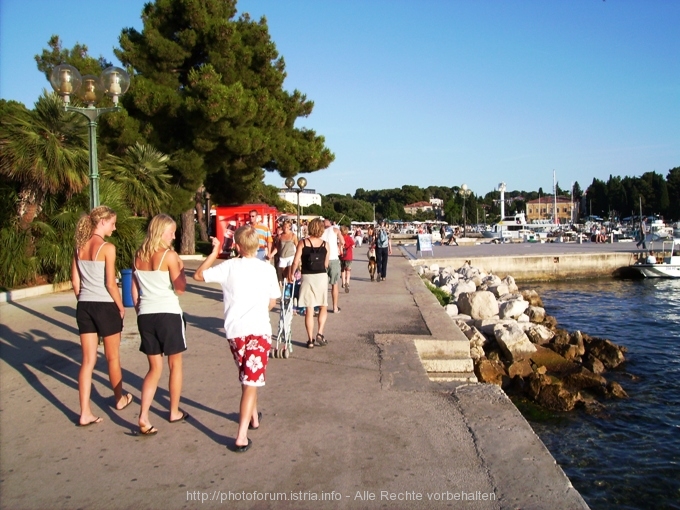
[134,250,182,315]
[77,243,114,302]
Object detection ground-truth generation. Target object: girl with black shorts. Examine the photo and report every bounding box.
[131,214,187,436]
[71,206,132,427]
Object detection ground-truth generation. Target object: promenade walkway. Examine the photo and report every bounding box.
[0,250,588,509]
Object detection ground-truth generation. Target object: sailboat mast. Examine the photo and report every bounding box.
[553,170,557,225]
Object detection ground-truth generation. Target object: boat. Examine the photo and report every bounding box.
[482,212,557,241]
[627,240,680,278]
[644,216,673,243]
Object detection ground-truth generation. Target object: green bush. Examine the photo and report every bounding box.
[0,225,39,289]
[424,279,450,307]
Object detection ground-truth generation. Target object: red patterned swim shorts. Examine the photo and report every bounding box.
[227,334,271,387]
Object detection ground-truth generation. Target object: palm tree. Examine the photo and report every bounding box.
[102,142,172,217]
[0,92,89,229]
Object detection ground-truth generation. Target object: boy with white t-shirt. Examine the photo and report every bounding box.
[194,226,279,453]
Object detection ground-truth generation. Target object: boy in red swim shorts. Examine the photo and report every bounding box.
[194,226,279,452]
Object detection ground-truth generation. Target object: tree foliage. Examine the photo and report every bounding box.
[585,169,678,220]
[113,0,334,235]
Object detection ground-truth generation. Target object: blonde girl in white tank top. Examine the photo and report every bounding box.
[131,214,187,435]
[71,206,132,427]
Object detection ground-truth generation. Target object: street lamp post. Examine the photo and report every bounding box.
[49,64,130,210]
[459,184,472,237]
[284,177,308,235]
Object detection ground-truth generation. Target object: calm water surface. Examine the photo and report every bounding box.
[526,279,680,510]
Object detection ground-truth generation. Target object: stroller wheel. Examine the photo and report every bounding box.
[282,348,290,359]
[273,348,279,358]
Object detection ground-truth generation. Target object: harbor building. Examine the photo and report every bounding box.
[526,196,579,223]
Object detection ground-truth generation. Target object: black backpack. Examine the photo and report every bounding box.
[305,240,326,272]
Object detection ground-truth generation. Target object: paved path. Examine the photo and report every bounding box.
[0,250,588,509]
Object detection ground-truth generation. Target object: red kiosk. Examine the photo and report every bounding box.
[214,204,279,259]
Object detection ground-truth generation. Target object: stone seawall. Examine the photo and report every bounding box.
[409,251,637,281]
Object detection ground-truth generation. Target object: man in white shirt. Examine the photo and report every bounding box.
[322,219,344,313]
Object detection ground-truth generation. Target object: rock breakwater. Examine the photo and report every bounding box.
[421,262,629,412]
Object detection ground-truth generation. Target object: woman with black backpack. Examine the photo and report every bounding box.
[290,218,330,348]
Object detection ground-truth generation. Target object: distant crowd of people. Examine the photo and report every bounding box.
[71,206,393,453]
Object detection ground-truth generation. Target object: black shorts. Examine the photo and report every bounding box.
[137,313,187,356]
[76,301,123,337]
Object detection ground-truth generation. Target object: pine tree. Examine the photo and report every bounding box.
[115,0,334,252]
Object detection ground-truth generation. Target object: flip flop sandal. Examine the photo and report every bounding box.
[169,411,190,423]
[234,438,252,453]
[116,393,133,411]
[315,334,327,346]
[307,340,315,349]
[78,417,103,427]
[139,425,158,436]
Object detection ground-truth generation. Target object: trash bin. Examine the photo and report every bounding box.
[121,269,134,307]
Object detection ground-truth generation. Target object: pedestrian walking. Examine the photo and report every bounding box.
[340,225,355,293]
[275,219,298,284]
[322,218,344,313]
[71,206,132,427]
[354,226,363,247]
[131,214,187,436]
[375,221,393,282]
[248,210,273,261]
[291,218,329,347]
[193,226,279,452]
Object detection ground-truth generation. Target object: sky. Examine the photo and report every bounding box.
[1,0,678,198]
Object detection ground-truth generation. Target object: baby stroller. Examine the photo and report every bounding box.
[272,278,297,359]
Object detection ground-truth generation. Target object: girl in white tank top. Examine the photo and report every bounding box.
[131,214,187,435]
[71,206,132,427]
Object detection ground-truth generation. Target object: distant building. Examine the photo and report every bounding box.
[277,188,322,208]
[404,201,434,215]
[526,196,579,223]
[429,197,444,208]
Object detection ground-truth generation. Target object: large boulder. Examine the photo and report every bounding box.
[450,279,477,301]
[526,372,552,400]
[584,336,626,369]
[583,354,606,374]
[521,289,544,307]
[457,321,490,348]
[606,381,628,398]
[488,283,510,298]
[493,322,537,362]
[524,324,555,344]
[528,306,546,323]
[481,274,502,287]
[475,318,512,336]
[529,345,579,375]
[563,368,607,391]
[444,303,459,317]
[474,359,509,387]
[536,384,582,412]
[498,298,529,319]
[458,291,499,320]
[508,359,533,378]
[502,275,519,294]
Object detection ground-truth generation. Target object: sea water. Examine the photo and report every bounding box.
[526,279,680,510]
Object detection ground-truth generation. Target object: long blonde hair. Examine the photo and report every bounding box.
[74,206,116,249]
[136,214,176,262]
